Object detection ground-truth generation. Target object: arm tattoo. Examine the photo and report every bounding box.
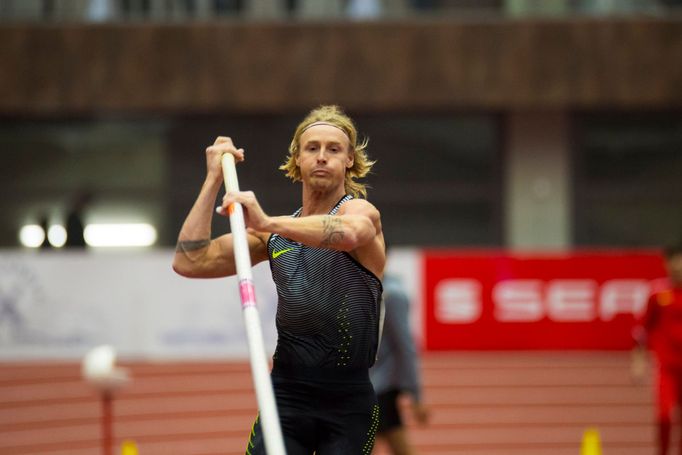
[320,216,345,248]
[176,239,210,253]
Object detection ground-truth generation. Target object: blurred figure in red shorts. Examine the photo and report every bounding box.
[633,241,682,455]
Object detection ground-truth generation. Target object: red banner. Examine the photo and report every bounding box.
[424,250,666,350]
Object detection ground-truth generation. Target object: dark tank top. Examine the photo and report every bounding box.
[267,195,383,380]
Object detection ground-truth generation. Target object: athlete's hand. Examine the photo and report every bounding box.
[398,393,430,426]
[205,136,245,183]
[630,347,648,385]
[412,401,430,425]
[218,190,272,232]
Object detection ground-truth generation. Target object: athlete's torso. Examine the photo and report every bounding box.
[267,195,383,374]
[646,284,682,370]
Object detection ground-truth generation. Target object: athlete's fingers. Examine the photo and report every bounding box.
[223,191,256,206]
[217,191,249,216]
[206,145,245,162]
[213,136,234,146]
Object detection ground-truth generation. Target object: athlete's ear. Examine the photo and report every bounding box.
[346,150,354,169]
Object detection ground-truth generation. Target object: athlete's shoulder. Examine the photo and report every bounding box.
[650,278,674,306]
[657,290,675,307]
[338,197,380,216]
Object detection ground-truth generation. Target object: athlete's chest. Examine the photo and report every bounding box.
[657,290,682,328]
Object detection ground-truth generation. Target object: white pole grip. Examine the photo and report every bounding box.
[221,153,286,455]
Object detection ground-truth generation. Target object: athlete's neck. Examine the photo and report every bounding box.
[300,186,347,216]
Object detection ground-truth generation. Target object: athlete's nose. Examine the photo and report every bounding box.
[315,148,327,163]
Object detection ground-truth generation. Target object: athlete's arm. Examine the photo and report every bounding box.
[641,295,660,338]
[273,200,379,251]
[219,194,385,277]
[630,294,658,383]
[334,198,385,279]
[219,195,376,250]
[174,230,269,278]
[172,137,269,278]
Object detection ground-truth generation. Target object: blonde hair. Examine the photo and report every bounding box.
[280,105,375,198]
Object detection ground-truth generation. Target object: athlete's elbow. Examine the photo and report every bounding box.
[172,258,191,277]
[350,218,377,248]
[172,256,201,278]
[332,232,366,252]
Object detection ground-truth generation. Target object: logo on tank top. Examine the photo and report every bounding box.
[272,248,294,259]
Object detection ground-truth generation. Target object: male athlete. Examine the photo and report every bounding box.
[633,242,682,455]
[173,105,386,454]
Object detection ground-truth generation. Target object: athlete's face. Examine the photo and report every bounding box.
[296,124,354,193]
[666,253,682,286]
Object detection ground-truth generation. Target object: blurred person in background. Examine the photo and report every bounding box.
[65,189,92,248]
[38,213,52,249]
[632,241,682,455]
[371,271,429,455]
[173,105,385,454]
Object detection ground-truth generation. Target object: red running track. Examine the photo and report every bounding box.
[0,352,676,455]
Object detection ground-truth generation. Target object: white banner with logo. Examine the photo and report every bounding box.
[0,249,420,360]
[0,250,279,360]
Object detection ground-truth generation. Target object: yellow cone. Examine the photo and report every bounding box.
[121,440,138,455]
[580,427,602,455]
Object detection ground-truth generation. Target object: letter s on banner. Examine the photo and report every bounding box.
[435,279,482,323]
[493,280,544,322]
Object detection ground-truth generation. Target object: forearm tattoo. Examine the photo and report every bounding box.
[176,239,210,253]
[320,216,345,248]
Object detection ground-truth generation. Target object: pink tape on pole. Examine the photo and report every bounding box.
[239,280,257,308]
